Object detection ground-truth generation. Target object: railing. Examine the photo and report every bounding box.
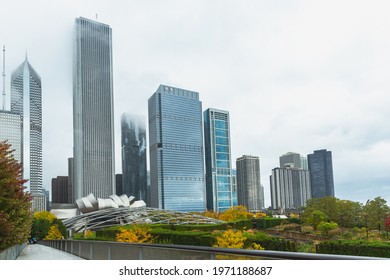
[0,243,27,260]
[39,240,381,260]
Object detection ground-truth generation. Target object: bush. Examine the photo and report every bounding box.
[317,240,390,258]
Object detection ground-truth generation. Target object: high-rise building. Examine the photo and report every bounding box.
[0,110,22,163]
[279,152,302,168]
[10,57,44,211]
[148,84,206,212]
[67,157,74,203]
[270,167,311,210]
[121,113,147,201]
[236,155,263,212]
[308,149,335,198]
[300,156,308,170]
[204,108,234,212]
[51,176,69,204]
[73,17,115,200]
[231,169,237,207]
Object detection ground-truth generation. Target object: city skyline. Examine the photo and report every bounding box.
[1,1,390,207]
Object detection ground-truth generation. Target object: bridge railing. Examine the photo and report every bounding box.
[39,240,381,260]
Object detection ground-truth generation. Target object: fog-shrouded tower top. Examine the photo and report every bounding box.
[73,17,115,201]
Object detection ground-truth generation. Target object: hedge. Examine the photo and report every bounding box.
[253,218,300,229]
[316,240,390,258]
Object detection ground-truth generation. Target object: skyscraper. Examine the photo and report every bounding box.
[73,17,115,200]
[236,155,263,212]
[270,167,311,210]
[148,84,206,212]
[10,57,44,211]
[308,149,335,198]
[121,113,147,201]
[204,108,234,212]
[0,110,22,163]
[279,152,302,168]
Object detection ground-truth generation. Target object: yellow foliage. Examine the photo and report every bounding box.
[213,229,247,249]
[44,224,63,240]
[34,211,57,223]
[254,212,267,218]
[219,205,253,222]
[84,230,93,238]
[202,210,219,219]
[115,226,153,243]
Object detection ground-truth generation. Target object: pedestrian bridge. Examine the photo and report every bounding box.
[36,240,379,260]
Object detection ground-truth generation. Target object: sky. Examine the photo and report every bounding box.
[1,0,390,207]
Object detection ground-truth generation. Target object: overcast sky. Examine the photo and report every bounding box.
[1,0,390,207]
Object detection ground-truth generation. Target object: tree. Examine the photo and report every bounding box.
[0,141,32,250]
[44,224,63,240]
[115,225,153,243]
[30,211,67,240]
[317,221,338,236]
[306,210,328,231]
[219,205,253,222]
[364,197,390,231]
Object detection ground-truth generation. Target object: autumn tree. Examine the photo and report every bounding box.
[219,205,253,222]
[31,211,67,240]
[115,225,153,243]
[0,141,32,250]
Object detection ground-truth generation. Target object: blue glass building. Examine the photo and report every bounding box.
[148,85,206,212]
[307,149,335,198]
[204,108,235,212]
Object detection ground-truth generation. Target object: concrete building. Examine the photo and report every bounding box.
[236,155,263,212]
[270,167,311,210]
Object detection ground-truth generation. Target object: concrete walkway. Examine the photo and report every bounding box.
[16,244,84,260]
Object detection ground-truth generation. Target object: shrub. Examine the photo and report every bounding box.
[115,225,153,243]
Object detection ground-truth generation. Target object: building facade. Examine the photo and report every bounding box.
[279,152,302,168]
[204,108,235,212]
[10,57,44,211]
[307,149,335,198]
[236,155,263,212]
[73,17,115,200]
[270,167,311,210]
[121,113,147,200]
[148,84,206,212]
[51,176,69,204]
[0,110,22,163]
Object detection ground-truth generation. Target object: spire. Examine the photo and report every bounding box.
[2,45,5,110]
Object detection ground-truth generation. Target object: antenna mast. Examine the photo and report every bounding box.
[2,45,5,110]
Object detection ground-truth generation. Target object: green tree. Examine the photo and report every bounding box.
[306,210,328,230]
[30,211,67,240]
[364,197,390,231]
[337,199,362,229]
[317,221,338,236]
[0,141,32,250]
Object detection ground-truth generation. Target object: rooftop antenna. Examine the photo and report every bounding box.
[2,45,5,111]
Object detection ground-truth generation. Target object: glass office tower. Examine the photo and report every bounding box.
[10,57,42,195]
[148,84,206,212]
[73,17,115,200]
[204,108,235,212]
[308,149,335,198]
[121,113,147,201]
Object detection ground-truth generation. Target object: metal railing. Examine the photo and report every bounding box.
[39,240,382,260]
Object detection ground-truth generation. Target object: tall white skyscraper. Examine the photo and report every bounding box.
[73,17,115,200]
[10,56,44,211]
